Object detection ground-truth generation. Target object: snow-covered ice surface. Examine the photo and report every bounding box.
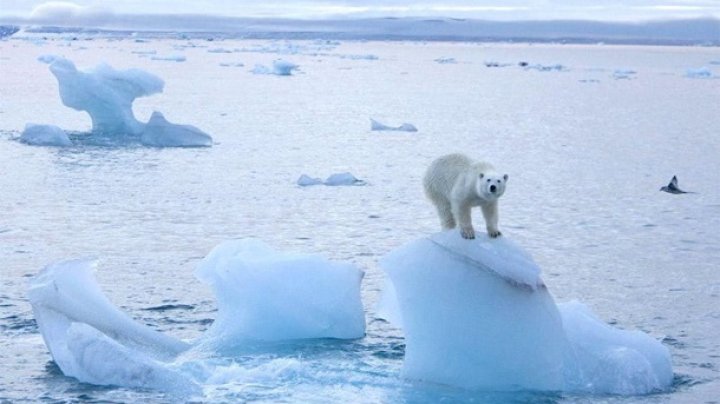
[2,38,720,403]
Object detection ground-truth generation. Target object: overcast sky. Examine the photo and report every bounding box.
[1,0,719,22]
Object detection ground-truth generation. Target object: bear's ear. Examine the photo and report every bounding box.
[479,173,484,179]
[503,174,509,181]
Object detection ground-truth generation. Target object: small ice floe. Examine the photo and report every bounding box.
[297,172,366,186]
[613,69,637,79]
[525,63,566,72]
[686,67,712,79]
[251,60,299,76]
[20,123,72,147]
[324,172,366,186]
[579,79,600,83]
[151,55,186,62]
[140,111,213,147]
[434,57,457,64]
[297,174,324,186]
[207,48,233,53]
[370,118,418,132]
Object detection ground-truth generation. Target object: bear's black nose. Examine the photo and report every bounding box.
[490,185,497,193]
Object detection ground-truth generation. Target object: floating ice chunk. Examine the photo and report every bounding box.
[0,25,20,39]
[686,67,712,78]
[338,54,378,60]
[140,111,213,147]
[297,174,323,186]
[208,48,233,53]
[251,60,298,76]
[434,57,457,64]
[28,259,193,390]
[379,231,673,394]
[324,172,366,186]
[43,55,164,135]
[20,123,72,146]
[195,239,366,344]
[380,231,565,391]
[151,55,186,62]
[370,118,418,132]
[560,301,673,395]
[219,62,244,67]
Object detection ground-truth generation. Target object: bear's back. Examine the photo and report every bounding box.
[424,153,473,198]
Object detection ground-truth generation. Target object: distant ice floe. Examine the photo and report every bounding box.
[251,60,299,76]
[29,239,365,390]
[151,55,186,62]
[484,61,512,68]
[613,69,637,79]
[297,172,366,186]
[434,57,457,64]
[525,63,566,72]
[378,231,673,395]
[370,118,418,132]
[20,123,72,146]
[27,55,212,147]
[686,67,713,78]
[207,47,234,53]
[219,62,244,67]
[140,111,213,147]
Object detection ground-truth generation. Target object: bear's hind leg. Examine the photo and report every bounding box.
[435,200,456,230]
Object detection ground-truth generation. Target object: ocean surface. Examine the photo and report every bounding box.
[1,35,719,402]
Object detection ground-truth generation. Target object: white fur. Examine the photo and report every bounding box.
[423,153,508,239]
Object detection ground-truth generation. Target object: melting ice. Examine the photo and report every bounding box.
[29,234,671,396]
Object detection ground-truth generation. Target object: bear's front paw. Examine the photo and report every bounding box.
[488,230,502,238]
[460,227,475,239]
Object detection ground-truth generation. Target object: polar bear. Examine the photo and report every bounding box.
[423,153,508,239]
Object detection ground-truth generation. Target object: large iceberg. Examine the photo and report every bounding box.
[379,230,673,395]
[195,239,366,344]
[20,123,72,146]
[42,55,164,135]
[140,111,213,147]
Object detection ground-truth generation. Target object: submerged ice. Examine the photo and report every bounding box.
[140,111,213,147]
[370,118,418,132]
[379,230,673,395]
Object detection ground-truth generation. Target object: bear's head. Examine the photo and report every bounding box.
[475,172,508,201]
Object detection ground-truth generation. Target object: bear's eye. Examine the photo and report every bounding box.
[487,179,491,183]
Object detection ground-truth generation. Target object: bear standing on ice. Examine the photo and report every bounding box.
[423,153,508,239]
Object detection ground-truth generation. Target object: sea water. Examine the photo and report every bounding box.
[1,36,719,402]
